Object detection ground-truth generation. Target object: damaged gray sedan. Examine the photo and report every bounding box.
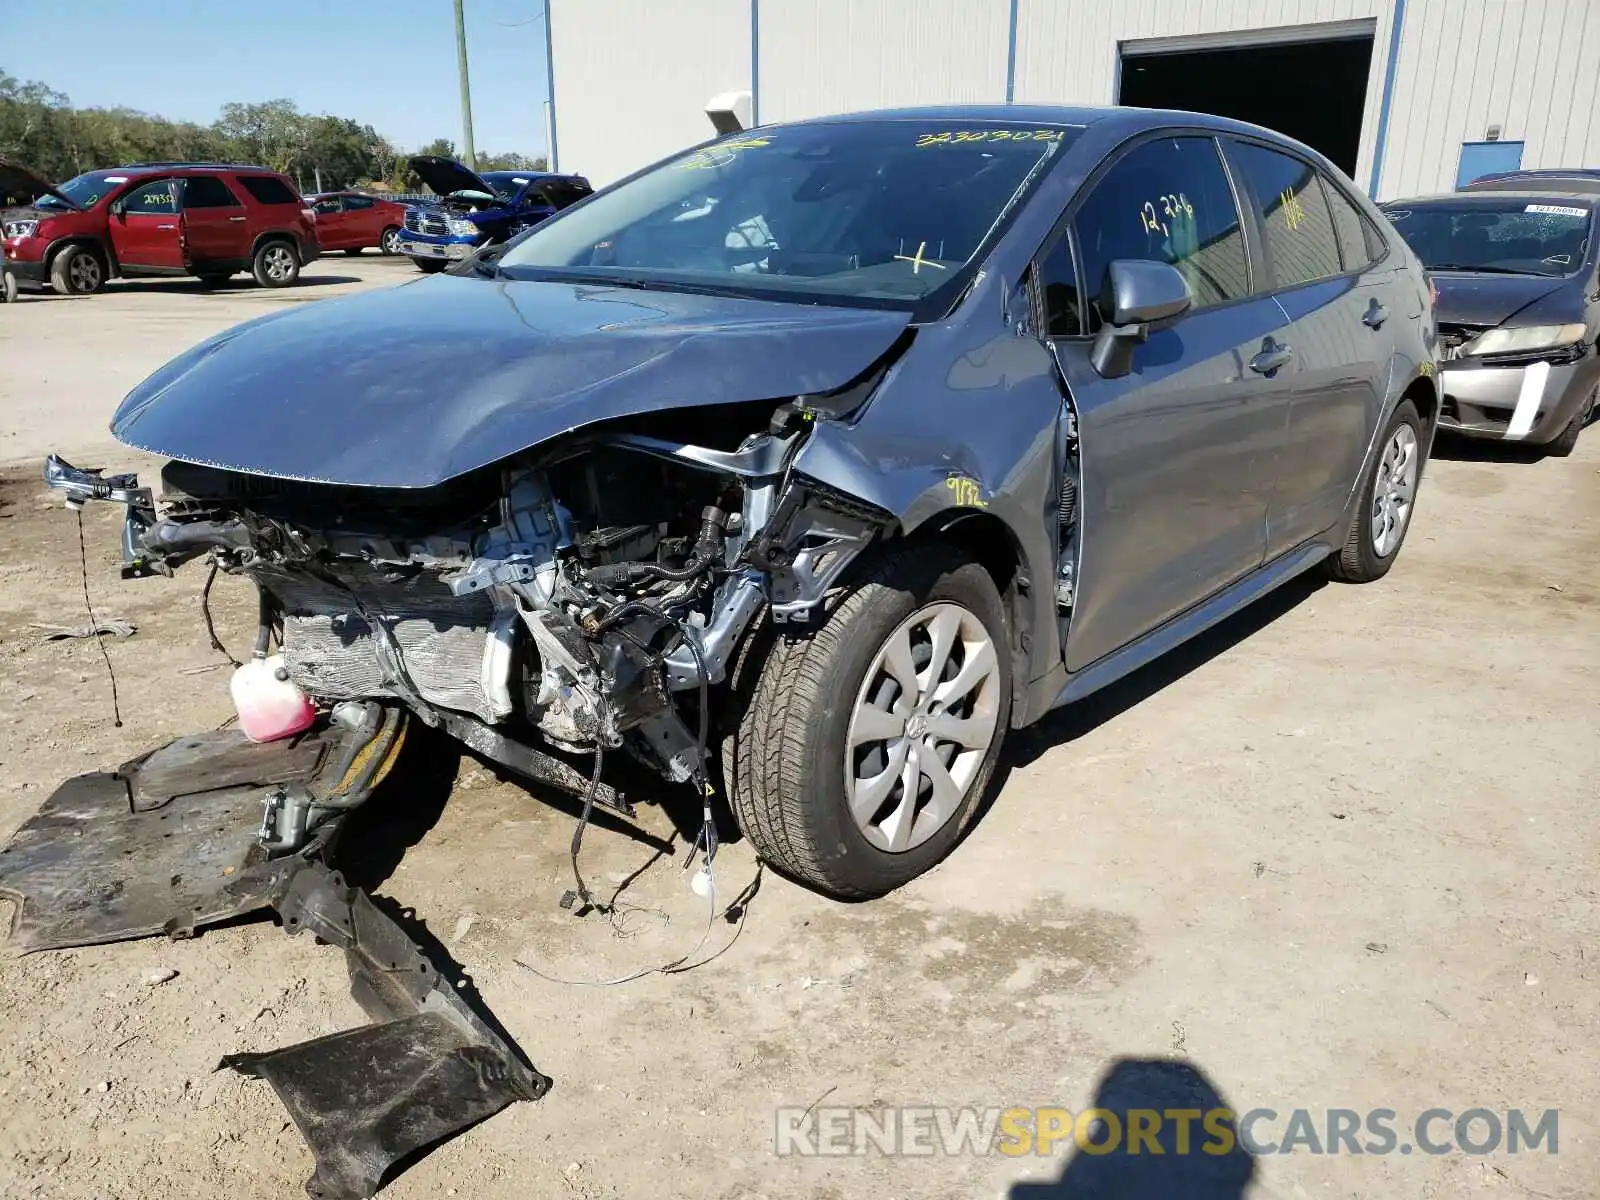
[10,105,1437,1196]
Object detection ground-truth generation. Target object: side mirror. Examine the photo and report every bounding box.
[1089,259,1193,379]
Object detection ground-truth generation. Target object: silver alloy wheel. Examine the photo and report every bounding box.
[381,228,401,254]
[844,602,1002,854]
[1371,423,1419,557]
[69,253,101,292]
[262,245,296,283]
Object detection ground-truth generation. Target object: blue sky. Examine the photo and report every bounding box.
[6,0,553,157]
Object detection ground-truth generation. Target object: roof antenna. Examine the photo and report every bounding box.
[74,510,123,728]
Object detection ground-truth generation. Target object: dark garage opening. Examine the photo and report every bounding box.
[1118,35,1375,178]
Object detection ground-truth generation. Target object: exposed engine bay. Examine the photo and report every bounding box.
[45,400,885,855]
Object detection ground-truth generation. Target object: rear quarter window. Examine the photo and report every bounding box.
[234,175,300,206]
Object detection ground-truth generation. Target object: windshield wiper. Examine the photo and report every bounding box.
[1427,263,1540,275]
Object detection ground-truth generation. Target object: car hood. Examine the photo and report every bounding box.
[110,276,912,488]
[407,156,494,199]
[1432,271,1573,327]
[0,156,77,210]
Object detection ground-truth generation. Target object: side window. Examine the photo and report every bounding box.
[1074,136,1249,325]
[313,198,343,215]
[121,180,178,214]
[1226,141,1342,288]
[344,196,375,211]
[181,175,241,208]
[1321,174,1374,271]
[235,175,299,206]
[1034,231,1084,337]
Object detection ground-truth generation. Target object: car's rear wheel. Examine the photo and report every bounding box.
[727,544,1012,899]
[1326,399,1423,583]
[380,227,402,256]
[414,258,447,274]
[49,245,106,296]
[1543,388,1595,458]
[252,240,300,288]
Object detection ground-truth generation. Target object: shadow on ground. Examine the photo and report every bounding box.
[1010,1057,1255,1199]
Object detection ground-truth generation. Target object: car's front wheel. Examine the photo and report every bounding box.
[1,270,16,304]
[727,545,1012,899]
[1544,387,1595,458]
[1326,399,1423,583]
[251,240,300,288]
[380,227,402,256]
[49,245,106,296]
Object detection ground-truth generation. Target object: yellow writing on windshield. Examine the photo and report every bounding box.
[916,129,1064,148]
[676,137,773,170]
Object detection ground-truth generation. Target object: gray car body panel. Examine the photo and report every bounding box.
[107,104,1437,725]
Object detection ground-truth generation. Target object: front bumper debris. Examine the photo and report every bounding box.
[0,711,548,1199]
[1439,356,1599,442]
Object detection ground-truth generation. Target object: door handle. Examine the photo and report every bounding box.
[228,215,246,223]
[1363,299,1389,329]
[156,224,176,231]
[1249,337,1294,376]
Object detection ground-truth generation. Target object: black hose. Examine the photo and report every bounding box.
[252,586,274,659]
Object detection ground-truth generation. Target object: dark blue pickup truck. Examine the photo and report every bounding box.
[398,156,592,272]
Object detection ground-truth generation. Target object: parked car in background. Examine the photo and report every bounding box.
[306,191,409,256]
[398,156,592,271]
[75,107,1438,900]
[0,158,319,295]
[1381,190,1598,455]
[1464,168,1600,195]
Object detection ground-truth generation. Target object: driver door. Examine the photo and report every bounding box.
[110,179,185,270]
[1037,133,1299,672]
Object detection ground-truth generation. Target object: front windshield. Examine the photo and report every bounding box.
[497,121,1076,309]
[1383,200,1594,277]
[36,170,127,210]
[482,171,531,203]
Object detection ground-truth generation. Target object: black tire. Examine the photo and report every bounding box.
[48,244,106,296]
[197,272,233,288]
[1326,399,1424,583]
[1,270,16,304]
[251,239,300,288]
[379,227,402,256]
[727,544,1013,899]
[1543,389,1595,458]
[414,258,447,274]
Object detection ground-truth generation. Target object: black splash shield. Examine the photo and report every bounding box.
[0,714,549,1198]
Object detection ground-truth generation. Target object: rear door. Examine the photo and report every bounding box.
[312,196,348,248]
[1223,139,1394,555]
[1041,133,1300,672]
[108,178,185,269]
[178,174,250,268]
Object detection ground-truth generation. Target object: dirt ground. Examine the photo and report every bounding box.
[0,260,1595,1200]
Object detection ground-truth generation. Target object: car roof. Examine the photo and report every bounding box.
[1382,191,1599,209]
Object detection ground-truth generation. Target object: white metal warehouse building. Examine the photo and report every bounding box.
[545,0,1600,199]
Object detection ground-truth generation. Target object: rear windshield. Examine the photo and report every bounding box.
[497,120,1077,312]
[1382,200,1595,277]
[36,170,130,210]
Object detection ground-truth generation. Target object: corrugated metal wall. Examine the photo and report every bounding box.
[549,0,750,186]
[754,0,1010,124]
[550,0,1598,196]
[1381,0,1600,198]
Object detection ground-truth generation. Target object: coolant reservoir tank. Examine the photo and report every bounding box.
[230,654,316,743]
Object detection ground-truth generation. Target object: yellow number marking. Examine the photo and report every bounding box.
[944,476,988,508]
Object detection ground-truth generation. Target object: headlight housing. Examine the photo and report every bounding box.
[445,217,479,238]
[1461,323,1587,357]
[2,218,40,240]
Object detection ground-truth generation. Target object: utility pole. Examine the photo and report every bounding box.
[453,0,477,167]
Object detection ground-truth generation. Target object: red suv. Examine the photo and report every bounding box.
[0,159,320,295]
[307,191,410,256]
